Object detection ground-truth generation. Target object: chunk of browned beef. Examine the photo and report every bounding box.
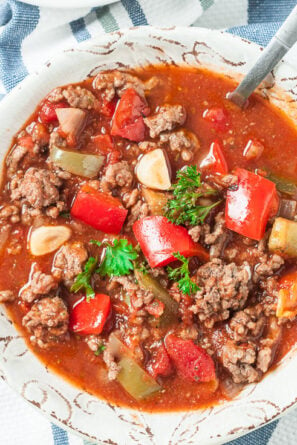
[229,305,266,341]
[20,264,58,303]
[10,168,65,218]
[109,275,154,308]
[253,253,284,283]
[160,129,199,161]
[62,86,97,109]
[0,205,20,224]
[93,70,145,101]
[192,258,251,328]
[101,161,134,193]
[222,316,281,383]
[103,337,121,380]
[52,242,88,285]
[222,341,261,384]
[6,144,29,178]
[124,199,149,232]
[144,104,186,138]
[22,296,69,348]
[85,334,104,352]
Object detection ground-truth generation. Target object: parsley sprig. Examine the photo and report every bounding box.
[71,239,139,301]
[167,253,199,296]
[165,165,220,226]
[70,256,98,301]
[92,239,139,277]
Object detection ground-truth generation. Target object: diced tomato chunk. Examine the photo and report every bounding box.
[71,184,128,234]
[145,299,165,318]
[101,98,118,117]
[107,149,122,165]
[225,168,279,240]
[31,122,50,146]
[111,88,150,142]
[39,101,69,124]
[203,107,229,132]
[91,134,114,154]
[243,139,264,161]
[148,344,173,378]
[69,293,111,335]
[164,334,216,383]
[133,216,209,268]
[200,140,228,175]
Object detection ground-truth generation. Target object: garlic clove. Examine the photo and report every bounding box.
[29,225,72,256]
[136,149,171,190]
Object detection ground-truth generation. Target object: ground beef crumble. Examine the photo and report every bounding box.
[228,305,266,341]
[124,199,149,232]
[22,296,69,348]
[93,70,145,102]
[20,264,58,303]
[222,316,281,384]
[62,86,97,109]
[52,242,88,286]
[160,129,199,161]
[144,104,186,138]
[10,167,65,219]
[192,258,251,328]
[101,161,134,193]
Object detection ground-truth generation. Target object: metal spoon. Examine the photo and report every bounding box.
[227,4,297,107]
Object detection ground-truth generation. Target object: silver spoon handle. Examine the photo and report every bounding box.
[227,4,297,107]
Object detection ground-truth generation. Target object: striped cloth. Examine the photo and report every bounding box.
[1,0,297,443]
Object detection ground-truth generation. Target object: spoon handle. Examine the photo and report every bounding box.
[227,4,297,107]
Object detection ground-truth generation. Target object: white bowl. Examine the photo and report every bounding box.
[21,0,116,9]
[1,27,297,445]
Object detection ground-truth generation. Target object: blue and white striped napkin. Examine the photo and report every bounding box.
[1,0,297,444]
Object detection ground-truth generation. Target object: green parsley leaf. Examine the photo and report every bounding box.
[59,211,71,219]
[96,239,138,277]
[167,252,200,296]
[90,240,102,247]
[165,165,220,226]
[70,256,98,301]
[94,344,106,356]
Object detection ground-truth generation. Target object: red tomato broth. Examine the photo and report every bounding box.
[2,65,297,412]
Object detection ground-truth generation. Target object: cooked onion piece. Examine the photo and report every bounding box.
[136,149,171,190]
[56,108,86,138]
[29,225,72,256]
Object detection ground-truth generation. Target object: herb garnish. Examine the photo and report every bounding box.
[91,239,139,277]
[60,211,71,219]
[167,253,199,296]
[70,256,98,301]
[165,165,220,226]
[94,344,106,356]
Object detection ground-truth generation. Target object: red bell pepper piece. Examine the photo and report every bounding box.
[202,107,229,132]
[133,216,209,268]
[148,344,173,378]
[69,293,111,335]
[111,88,150,142]
[39,101,68,124]
[164,334,216,383]
[225,168,279,241]
[71,184,128,234]
[91,134,114,154]
[200,140,228,175]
